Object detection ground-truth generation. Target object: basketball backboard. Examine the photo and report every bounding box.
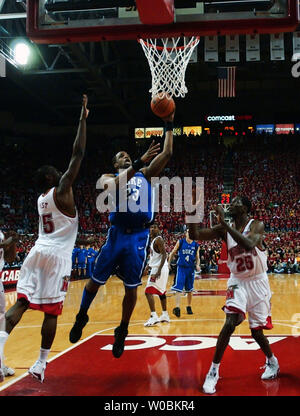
[27,0,299,44]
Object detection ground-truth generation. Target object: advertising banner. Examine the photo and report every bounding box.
[275,124,294,134]
[135,128,145,139]
[145,127,164,137]
[256,124,274,134]
[183,126,202,136]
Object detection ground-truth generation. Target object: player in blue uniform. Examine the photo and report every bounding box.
[86,245,98,278]
[69,110,175,358]
[168,229,200,317]
[77,245,88,278]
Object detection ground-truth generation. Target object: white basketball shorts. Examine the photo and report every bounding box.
[17,245,72,316]
[223,273,273,330]
[145,263,169,296]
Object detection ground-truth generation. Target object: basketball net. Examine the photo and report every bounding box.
[138,36,200,99]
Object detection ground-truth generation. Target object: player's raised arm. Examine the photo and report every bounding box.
[57,94,89,194]
[98,140,161,191]
[215,205,264,251]
[186,188,225,241]
[142,111,174,180]
[188,223,225,242]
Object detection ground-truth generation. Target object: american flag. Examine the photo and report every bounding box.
[218,67,236,97]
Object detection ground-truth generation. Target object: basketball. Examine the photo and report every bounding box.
[151,94,175,118]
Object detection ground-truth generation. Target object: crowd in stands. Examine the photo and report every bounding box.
[0,129,299,275]
[232,135,299,232]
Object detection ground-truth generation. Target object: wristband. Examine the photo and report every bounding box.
[132,158,144,171]
[165,121,174,132]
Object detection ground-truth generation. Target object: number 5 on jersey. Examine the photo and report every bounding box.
[41,213,55,234]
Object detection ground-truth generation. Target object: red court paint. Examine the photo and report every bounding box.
[0,335,299,396]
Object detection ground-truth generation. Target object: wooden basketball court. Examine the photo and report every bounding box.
[1,273,300,396]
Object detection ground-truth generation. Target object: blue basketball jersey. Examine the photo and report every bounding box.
[109,171,155,228]
[87,247,98,263]
[78,248,88,263]
[177,239,199,268]
[72,247,79,262]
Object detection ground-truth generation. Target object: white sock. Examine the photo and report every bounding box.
[39,348,50,364]
[151,312,158,318]
[268,355,277,365]
[162,310,168,315]
[0,331,9,367]
[209,362,220,375]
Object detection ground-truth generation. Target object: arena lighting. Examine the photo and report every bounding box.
[13,42,30,66]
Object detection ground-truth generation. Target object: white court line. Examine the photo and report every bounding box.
[0,323,138,392]
[12,317,300,330]
[0,330,104,392]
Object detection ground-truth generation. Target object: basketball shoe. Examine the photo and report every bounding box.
[2,365,15,377]
[69,312,89,343]
[159,312,170,323]
[203,369,219,394]
[144,314,159,327]
[186,306,193,315]
[173,307,180,317]
[112,326,128,358]
[28,360,47,383]
[261,356,280,380]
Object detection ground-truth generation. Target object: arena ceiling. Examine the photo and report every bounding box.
[1,1,300,127]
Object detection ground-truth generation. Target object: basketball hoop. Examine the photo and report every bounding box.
[138,36,200,99]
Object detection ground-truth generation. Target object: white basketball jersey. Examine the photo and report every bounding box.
[148,236,167,268]
[0,230,5,272]
[35,187,78,257]
[226,219,268,280]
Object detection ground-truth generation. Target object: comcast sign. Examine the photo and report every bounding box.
[206,115,235,122]
[205,114,252,122]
